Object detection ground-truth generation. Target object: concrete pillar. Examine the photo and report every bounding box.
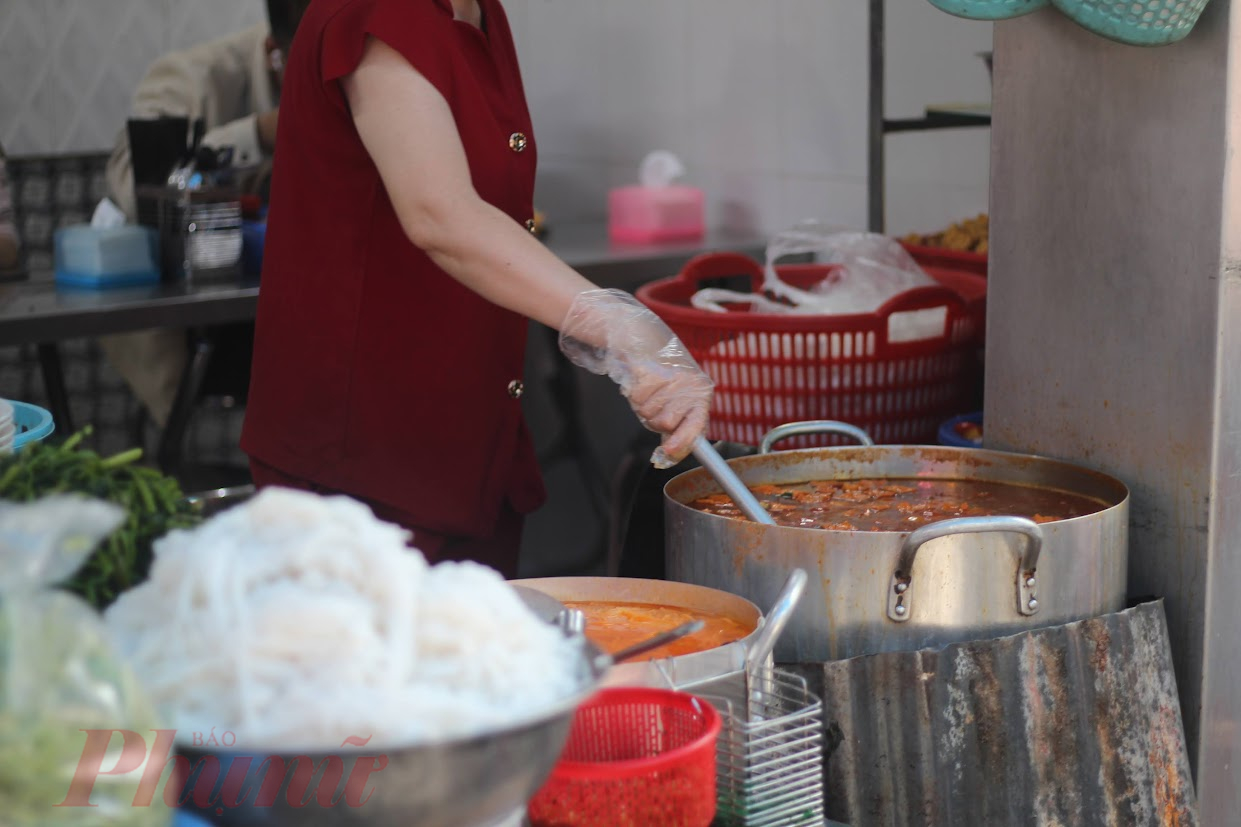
[987,2,1239,819]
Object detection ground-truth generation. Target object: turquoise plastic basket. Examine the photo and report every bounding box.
[10,401,54,450]
[1051,0,1211,45]
[926,0,1049,20]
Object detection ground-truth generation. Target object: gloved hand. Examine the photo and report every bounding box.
[559,289,713,468]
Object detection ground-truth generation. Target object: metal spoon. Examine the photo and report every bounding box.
[593,619,706,671]
[692,436,776,525]
[512,585,567,625]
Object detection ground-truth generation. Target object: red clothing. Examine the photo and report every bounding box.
[248,458,525,578]
[241,0,546,548]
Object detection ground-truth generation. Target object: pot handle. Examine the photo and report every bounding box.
[759,420,876,454]
[887,516,1044,623]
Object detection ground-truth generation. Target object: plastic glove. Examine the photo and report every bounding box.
[559,289,712,468]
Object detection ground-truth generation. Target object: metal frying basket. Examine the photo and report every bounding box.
[677,667,826,827]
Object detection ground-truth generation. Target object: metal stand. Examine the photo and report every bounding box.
[867,0,887,234]
[867,0,993,233]
[36,342,74,435]
[157,329,213,476]
[532,324,611,575]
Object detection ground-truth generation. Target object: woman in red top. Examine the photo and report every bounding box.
[241,0,712,577]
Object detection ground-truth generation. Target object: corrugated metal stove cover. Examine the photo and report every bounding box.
[788,600,1198,827]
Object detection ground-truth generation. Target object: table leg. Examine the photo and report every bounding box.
[533,325,611,572]
[36,343,75,435]
[157,331,213,475]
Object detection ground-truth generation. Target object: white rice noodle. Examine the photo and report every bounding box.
[103,487,582,751]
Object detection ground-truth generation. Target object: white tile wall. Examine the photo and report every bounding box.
[781,0,870,181]
[0,0,264,155]
[0,0,54,154]
[511,0,993,237]
[684,0,787,177]
[47,0,168,153]
[2,0,991,235]
[167,0,265,53]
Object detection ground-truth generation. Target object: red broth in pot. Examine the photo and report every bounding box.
[564,601,755,660]
[688,478,1108,531]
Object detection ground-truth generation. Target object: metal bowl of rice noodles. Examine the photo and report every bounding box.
[109,487,607,827]
[176,633,605,827]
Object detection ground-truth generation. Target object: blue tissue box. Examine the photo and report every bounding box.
[54,225,161,289]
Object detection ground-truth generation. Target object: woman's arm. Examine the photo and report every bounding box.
[343,37,592,330]
[342,37,711,464]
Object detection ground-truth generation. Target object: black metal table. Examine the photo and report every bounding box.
[1,222,766,344]
[2,222,766,433]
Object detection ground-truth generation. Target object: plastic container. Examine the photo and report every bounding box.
[1050,0,1211,46]
[9,401,54,451]
[609,185,705,244]
[926,0,1049,19]
[172,814,214,827]
[939,411,984,447]
[54,225,160,289]
[926,0,1048,18]
[528,687,721,827]
[637,251,988,448]
[0,400,13,454]
[242,219,266,278]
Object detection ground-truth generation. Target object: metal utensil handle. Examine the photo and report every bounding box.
[759,420,876,454]
[745,569,809,672]
[692,436,776,525]
[601,619,706,667]
[887,516,1044,623]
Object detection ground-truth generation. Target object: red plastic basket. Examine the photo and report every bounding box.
[636,251,987,448]
[527,688,721,827]
[902,241,989,278]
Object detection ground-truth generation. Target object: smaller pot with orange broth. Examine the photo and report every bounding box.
[510,577,765,688]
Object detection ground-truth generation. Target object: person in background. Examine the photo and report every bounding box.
[241,0,713,578]
[0,146,19,271]
[105,6,293,220]
[99,0,303,430]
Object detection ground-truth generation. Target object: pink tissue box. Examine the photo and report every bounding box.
[608,185,705,244]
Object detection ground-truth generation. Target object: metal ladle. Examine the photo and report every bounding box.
[692,436,776,525]
[593,619,706,671]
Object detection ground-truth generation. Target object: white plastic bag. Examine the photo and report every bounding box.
[690,221,947,341]
[0,495,169,827]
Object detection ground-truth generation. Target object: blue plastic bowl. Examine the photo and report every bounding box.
[926,0,1049,20]
[10,401,55,450]
[939,411,983,448]
[1051,0,1211,46]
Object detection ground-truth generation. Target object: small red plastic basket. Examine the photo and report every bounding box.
[636,251,987,448]
[527,688,721,827]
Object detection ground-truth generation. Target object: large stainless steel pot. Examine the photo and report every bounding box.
[665,427,1129,663]
[510,576,764,688]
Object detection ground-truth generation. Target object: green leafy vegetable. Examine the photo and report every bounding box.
[0,427,202,608]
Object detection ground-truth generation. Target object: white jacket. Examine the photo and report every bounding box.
[105,24,279,219]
